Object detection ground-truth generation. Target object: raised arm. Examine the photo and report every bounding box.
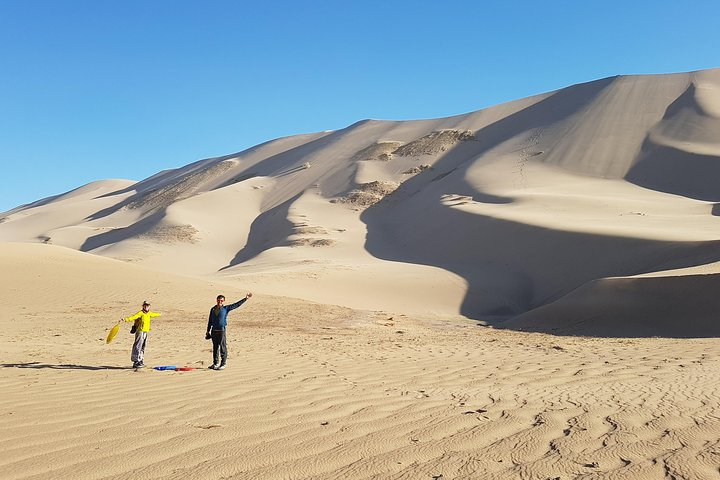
[225,298,246,312]
[226,293,252,312]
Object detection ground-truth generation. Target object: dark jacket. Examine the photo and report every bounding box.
[207,298,247,331]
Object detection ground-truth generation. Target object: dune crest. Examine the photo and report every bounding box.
[2,68,720,335]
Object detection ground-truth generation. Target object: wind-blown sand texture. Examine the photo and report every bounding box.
[2,68,720,478]
[1,244,719,479]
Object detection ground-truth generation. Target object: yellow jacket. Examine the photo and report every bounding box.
[124,310,161,332]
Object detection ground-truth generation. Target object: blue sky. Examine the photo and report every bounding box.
[1,1,718,212]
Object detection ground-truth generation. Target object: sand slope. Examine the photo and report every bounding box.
[1,243,720,479]
[1,69,720,335]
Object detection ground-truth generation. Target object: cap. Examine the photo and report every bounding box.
[142,300,150,306]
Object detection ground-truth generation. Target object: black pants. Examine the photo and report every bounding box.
[211,329,227,366]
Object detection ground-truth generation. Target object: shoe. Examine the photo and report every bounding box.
[208,364,218,370]
[217,364,226,370]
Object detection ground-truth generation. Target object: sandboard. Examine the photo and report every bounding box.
[106,323,120,343]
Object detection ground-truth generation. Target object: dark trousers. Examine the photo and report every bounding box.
[211,329,227,366]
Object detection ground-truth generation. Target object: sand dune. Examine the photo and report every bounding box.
[506,273,720,337]
[2,69,719,336]
[1,243,719,479]
[2,68,720,478]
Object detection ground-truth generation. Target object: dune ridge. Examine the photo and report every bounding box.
[1,68,720,335]
[2,68,720,479]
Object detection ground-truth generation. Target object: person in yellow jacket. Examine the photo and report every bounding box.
[121,300,161,368]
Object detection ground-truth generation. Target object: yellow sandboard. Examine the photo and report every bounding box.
[106,323,121,343]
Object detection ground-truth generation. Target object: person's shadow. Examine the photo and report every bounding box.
[2,362,131,370]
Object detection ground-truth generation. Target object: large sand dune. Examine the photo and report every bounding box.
[2,69,719,336]
[2,68,720,479]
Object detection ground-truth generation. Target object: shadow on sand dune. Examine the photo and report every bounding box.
[363,195,720,325]
[81,210,166,252]
[360,79,720,337]
[222,193,300,269]
[503,273,720,338]
[627,140,720,202]
[625,82,720,202]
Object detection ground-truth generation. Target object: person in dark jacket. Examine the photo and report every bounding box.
[206,293,252,370]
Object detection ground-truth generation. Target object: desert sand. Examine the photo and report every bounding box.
[1,68,720,478]
[1,244,719,479]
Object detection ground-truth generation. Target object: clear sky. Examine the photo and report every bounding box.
[1,0,719,212]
